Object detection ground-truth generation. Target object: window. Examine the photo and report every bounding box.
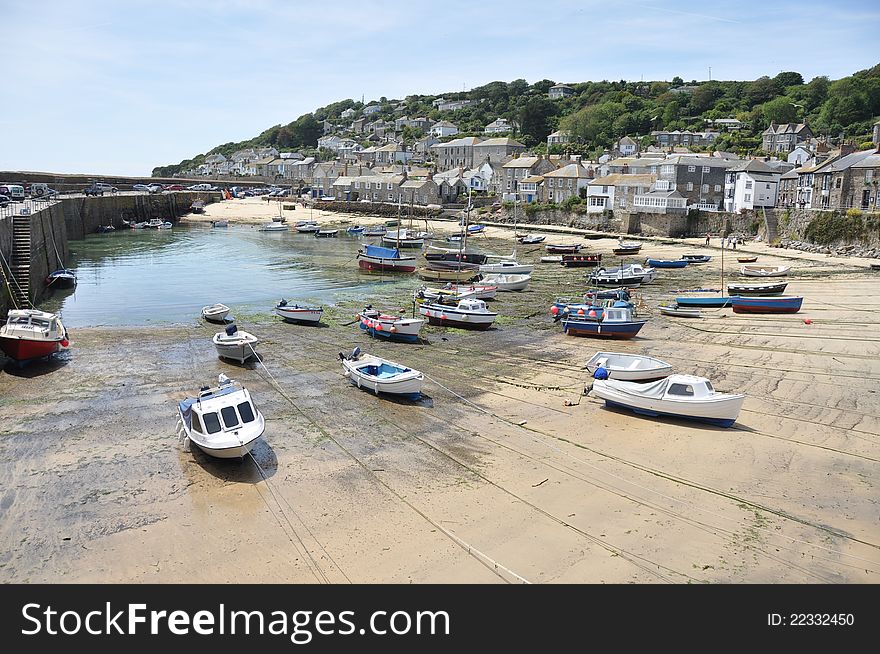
[668,383,694,397]
[688,165,696,172]
[387,183,393,190]
[702,184,709,194]
[702,166,710,173]
[686,182,693,191]
[388,194,393,200]
[835,177,842,189]
[238,402,256,424]
[714,184,721,192]
[203,412,222,434]
[745,181,753,189]
[602,185,608,193]
[745,193,751,202]
[766,183,771,190]
[867,170,874,182]
[220,405,240,429]
[191,413,204,434]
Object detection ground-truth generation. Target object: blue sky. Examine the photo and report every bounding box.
[2,0,878,176]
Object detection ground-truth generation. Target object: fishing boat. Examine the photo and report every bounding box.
[212,324,259,363]
[659,304,703,318]
[541,256,563,263]
[545,243,582,254]
[295,222,320,233]
[737,256,757,263]
[201,303,230,323]
[339,347,424,400]
[517,234,545,244]
[211,220,228,228]
[674,295,732,308]
[561,253,602,268]
[176,374,265,459]
[358,306,425,343]
[727,281,787,296]
[259,222,288,232]
[424,247,488,265]
[346,225,365,234]
[190,199,206,214]
[382,228,424,249]
[681,254,712,263]
[0,309,69,362]
[274,299,323,323]
[45,268,77,289]
[416,267,480,283]
[551,295,634,321]
[425,260,482,274]
[446,234,463,243]
[585,351,673,381]
[551,288,632,315]
[646,258,688,269]
[413,285,477,304]
[157,221,172,230]
[612,240,642,255]
[479,260,534,275]
[590,263,656,286]
[740,264,789,277]
[363,226,387,236]
[357,244,417,273]
[730,296,803,314]
[592,374,745,427]
[480,273,530,292]
[146,218,166,229]
[419,297,497,330]
[561,307,646,339]
[315,229,339,237]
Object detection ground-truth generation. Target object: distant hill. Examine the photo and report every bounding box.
[152,63,880,177]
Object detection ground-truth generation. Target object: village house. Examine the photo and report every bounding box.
[546,130,571,149]
[364,119,389,138]
[651,130,719,148]
[501,155,556,198]
[373,142,413,165]
[351,117,367,134]
[395,116,434,132]
[430,121,459,138]
[341,108,356,120]
[308,162,343,197]
[614,136,640,157]
[542,162,594,203]
[473,137,526,165]
[413,135,440,156]
[787,145,813,167]
[778,169,799,209]
[849,149,880,211]
[723,160,781,212]
[600,156,656,177]
[548,84,575,100]
[431,136,481,171]
[464,163,495,193]
[586,173,656,212]
[518,175,544,203]
[435,99,472,112]
[633,180,688,213]
[363,104,382,116]
[332,173,406,202]
[762,123,813,154]
[484,118,515,134]
[400,178,441,206]
[646,155,737,210]
[812,147,877,210]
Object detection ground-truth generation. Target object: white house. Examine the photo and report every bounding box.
[548,84,575,99]
[787,145,813,167]
[547,130,571,148]
[363,104,382,115]
[430,120,459,138]
[633,181,688,213]
[436,99,472,112]
[723,160,780,212]
[484,118,514,134]
[341,108,356,119]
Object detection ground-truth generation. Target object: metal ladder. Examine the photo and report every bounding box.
[10,215,32,307]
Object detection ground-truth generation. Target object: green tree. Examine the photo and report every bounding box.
[773,71,804,89]
[761,97,799,125]
[517,96,556,144]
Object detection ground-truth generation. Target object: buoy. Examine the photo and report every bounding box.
[588,309,597,317]
[376,323,383,331]
[550,305,559,315]
[440,313,447,320]
[804,318,812,325]
[577,308,585,315]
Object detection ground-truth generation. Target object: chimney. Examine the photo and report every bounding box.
[840,142,856,157]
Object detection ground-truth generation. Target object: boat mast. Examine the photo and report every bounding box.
[396,193,402,248]
[720,232,724,297]
[458,188,471,270]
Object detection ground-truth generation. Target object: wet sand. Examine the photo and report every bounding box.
[1,198,878,583]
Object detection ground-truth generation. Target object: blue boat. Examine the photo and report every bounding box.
[646,258,688,269]
[467,224,485,233]
[561,307,646,339]
[675,296,733,308]
[347,225,365,234]
[731,296,803,314]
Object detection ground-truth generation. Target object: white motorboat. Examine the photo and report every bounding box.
[274,299,323,324]
[591,263,656,286]
[479,260,534,275]
[382,229,424,249]
[480,273,531,292]
[157,221,173,229]
[541,256,563,263]
[591,374,745,428]
[211,220,228,228]
[315,229,339,238]
[339,347,424,400]
[413,285,477,304]
[445,283,497,300]
[0,309,69,362]
[418,297,497,329]
[358,306,425,343]
[585,351,673,381]
[259,222,288,232]
[176,374,265,459]
[295,222,320,233]
[659,304,703,318]
[740,264,790,277]
[201,303,230,323]
[212,324,259,363]
[146,218,165,228]
[518,234,545,244]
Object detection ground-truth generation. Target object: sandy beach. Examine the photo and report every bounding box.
[1,196,878,584]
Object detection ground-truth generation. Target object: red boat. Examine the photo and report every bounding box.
[0,309,69,361]
[357,244,416,273]
[561,253,602,267]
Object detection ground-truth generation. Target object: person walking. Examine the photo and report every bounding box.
[731,235,737,250]
[705,231,710,247]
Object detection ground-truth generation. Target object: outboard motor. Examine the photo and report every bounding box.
[225,324,238,336]
[593,366,609,380]
[278,298,287,307]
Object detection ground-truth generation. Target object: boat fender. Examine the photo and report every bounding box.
[593,366,609,380]
[390,326,397,333]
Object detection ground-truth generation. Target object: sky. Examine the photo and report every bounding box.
[2,0,878,176]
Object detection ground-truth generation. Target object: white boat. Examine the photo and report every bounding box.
[658,304,703,318]
[358,306,425,343]
[212,324,259,363]
[295,222,320,233]
[480,273,531,292]
[274,299,323,324]
[413,285,477,304]
[585,351,673,381]
[591,263,657,286]
[418,297,497,329]
[339,347,424,400]
[157,221,173,229]
[176,374,265,459]
[201,303,230,322]
[315,229,339,238]
[740,264,790,277]
[541,255,563,263]
[211,220,228,228]
[259,222,288,232]
[518,234,545,244]
[382,229,424,249]
[0,309,70,362]
[479,260,533,275]
[446,283,497,300]
[591,374,745,428]
[145,218,165,228]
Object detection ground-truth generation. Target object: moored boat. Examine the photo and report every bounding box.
[562,307,646,339]
[479,260,534,275]
[681,254,712,263]
[315,229,339,237]
[445,283,497,300]
[274,299,323,323]
[612,240,642,255]
[346,225,365,234]
[416,267,480,283]
[212,324,259,363]
[45,268,77,289]
[201,303,230,323]
[731,296,803,314]
[479,273,530,292]
[727,281,787,296]
[357,244,417,273]
[585,351,673,381]
[211,220,228,228]
[561,253,602,267]
[545,243,582,254]
[424,248,487,265]
[339,347,424,400]
[591,374,745,428]
[190,200,206,214]
[674,295,732,308]
[362,226,387,236]
[0,309,70,362]
[382,229,424,248]
[659,304,703,318]
[176,374,265,459]
[740,264,789,277]
[259,222,288,232]
[419,298,497,329]
[295,222,320,233]
[413,285,477,304]
[590,263,656,286]
[540,256,563,263]
[358,306,424,343]
[518,234,545,244]
[646,258,688,269]
[737,256,757,263]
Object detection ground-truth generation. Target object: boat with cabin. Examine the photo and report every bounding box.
[259,222,288,232]
[419,297,497,329]
[0,309,70,362]
[357,244,417,273]
[562,306,646,339]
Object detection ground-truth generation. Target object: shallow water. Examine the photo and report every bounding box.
[43,223,416,327]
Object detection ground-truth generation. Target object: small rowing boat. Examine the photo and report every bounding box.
[658,304,703,318]
[740,264,789,277]
[274,299,323,323]
[730,296,803,314]
[201,303,230,323]
[339,347,424,400]
[585,351,673,381]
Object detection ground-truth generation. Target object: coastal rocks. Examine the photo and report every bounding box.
[776,238,880,259]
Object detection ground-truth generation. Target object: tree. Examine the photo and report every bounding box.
[517,96,556,145]
[671,76,684,86]
[761,97,799,125]
[773,71,804,89]
[745,76,781,105]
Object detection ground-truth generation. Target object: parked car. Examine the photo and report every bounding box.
[147,183,164,193]
[132,184,150,192]
[187,183,212,191]
[0,195,11,207]
[28,183,58,198]
[0,184,26,201]
[84,182,118,196]
[165,184,185,191]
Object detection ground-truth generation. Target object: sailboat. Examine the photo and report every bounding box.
[382,195,424,248]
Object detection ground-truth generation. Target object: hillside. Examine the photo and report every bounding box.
[152,64,880,177]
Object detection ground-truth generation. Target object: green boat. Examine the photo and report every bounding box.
[385,219,400,227]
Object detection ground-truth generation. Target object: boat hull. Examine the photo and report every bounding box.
[545,245,581,254]
[585,353,672,381]
[46,272,76,288]
[416,269,479,282]
[603,400,737,428]
[646,259,688,269]
[731,296,802,313]
[727,282,787,296]
[275,307,323,323]
[612,248,641,255]
[358,256,416,273]
[382,237,423,248]
[561,319,646,338]
[0,336,66,361]
[740,265,789,277]
[674,296,732,308]
[419,305,496,330]
[191,437,259,459]
[659,305,702,318]
[343,361,423,400]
